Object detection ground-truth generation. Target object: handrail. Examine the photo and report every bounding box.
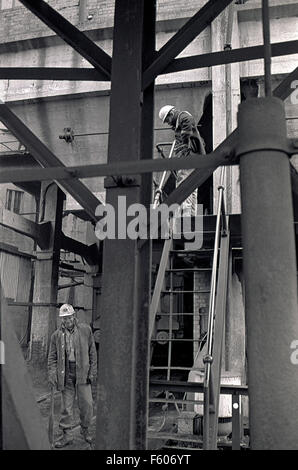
[203,166,228,449]
[153,140,176,209]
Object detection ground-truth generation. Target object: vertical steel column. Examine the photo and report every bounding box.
[238,97,298,449]
[95,0,155,450]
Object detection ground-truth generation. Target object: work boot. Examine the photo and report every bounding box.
[54,432,73,448]
[80,426,92,444]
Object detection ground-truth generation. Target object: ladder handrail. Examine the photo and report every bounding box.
[203,168,226,385]
[149,140,176,339]
[203,167,229,449]
[153,140,176,209]
[149,236,173,339]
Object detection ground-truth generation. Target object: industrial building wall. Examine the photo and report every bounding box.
[0,248,32,343]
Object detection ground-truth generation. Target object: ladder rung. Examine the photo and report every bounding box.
[155,312,202,316]
[149,398,204,406]
[147,432,202,444]
[151,338,202,342]
[166,268,212,272]
[171,249,214,253]
[161,445,202,451]
[161,290,210,294]
[150,366,195,371]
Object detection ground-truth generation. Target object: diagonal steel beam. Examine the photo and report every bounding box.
[142,0,234,89]
[163,40,298,75]
[18,0,111,80]
[273,65,298,100]
[0,101,100,222]
[161,66,298,209]
[0,67,107,81]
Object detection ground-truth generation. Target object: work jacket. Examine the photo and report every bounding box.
[48,321,97,391]
[172,110,205,158]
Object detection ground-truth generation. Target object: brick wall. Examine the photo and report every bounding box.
[0,0,209,45]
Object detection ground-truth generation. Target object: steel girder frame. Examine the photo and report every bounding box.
[3,0,297,451]
[94,0,155,450]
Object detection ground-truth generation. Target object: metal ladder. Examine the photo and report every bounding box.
[148,156,231,449]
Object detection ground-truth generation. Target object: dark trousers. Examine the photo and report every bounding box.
[59,362,93,436]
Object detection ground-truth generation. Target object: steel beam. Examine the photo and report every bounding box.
[18,0,111,80]
[0,208,50,249]
[95,0,155,450]
[164,40,298,75]
[142,0,234,89]
[0,67,106,81]
[273,66,298,101]
[238,97,298,449]
[0,150,232,184]
[29,183,64,364]
[61,233,99,266]
[0,102,100,222]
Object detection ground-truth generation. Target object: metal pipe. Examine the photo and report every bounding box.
[238,97,298,449]
[262,0,272,96]
[203,167,226,449]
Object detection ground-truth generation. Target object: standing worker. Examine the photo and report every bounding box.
[159,105,206,216]
[48,304,97,448]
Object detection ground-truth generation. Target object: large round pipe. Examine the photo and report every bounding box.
[238,97,298,449]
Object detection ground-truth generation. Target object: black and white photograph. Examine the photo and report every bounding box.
[0,0,298,455]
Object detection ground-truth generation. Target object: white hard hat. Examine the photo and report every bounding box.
[59,304,75,317]
[159,105,175,123]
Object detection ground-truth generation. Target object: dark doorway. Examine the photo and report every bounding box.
[197,92,213,214]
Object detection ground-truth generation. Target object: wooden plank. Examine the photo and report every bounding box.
[0,208,40,240]
[19,0,111,80]
[0,208,51,249]
[0,251,19,301]
[0,285,50,449]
